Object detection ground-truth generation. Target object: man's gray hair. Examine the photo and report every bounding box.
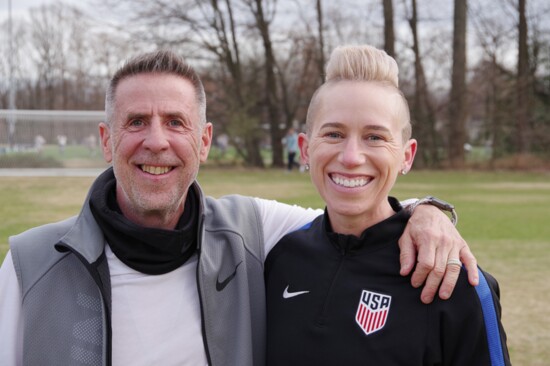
[105,50,207,125]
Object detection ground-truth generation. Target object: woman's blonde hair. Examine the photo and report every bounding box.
[325,44,399,87]
[306,45,411,141]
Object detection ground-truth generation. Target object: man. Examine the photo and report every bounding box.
[0,50,476,366]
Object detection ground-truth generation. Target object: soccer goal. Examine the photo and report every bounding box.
[0,109,105,168]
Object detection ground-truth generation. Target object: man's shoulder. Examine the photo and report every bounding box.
[203,195,261,228]
[9,216,78,268]
[9,216,78,294]
[204,194,257,215]
[10,216,78,250]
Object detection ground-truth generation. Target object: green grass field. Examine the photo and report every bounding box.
[1,169,549,365]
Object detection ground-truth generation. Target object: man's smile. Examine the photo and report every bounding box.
[140,165,174,175]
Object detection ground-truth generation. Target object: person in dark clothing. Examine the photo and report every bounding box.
[266,45,510,365]
[1,50,481,366]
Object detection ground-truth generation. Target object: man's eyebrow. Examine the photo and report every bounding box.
[319,122,391,133]
[126,112,149,120]
[160,111,193,124]
[125,111,189,121]
[162,111,187,118]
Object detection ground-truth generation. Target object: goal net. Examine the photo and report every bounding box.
[0,109,106,168]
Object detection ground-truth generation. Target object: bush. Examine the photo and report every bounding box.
[0,153,63,168]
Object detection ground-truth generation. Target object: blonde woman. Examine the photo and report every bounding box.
[265,45,510,365]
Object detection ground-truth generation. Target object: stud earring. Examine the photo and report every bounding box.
[305,163,310,171]
[401,169,407,175]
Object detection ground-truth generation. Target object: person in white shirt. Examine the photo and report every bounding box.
[0,50,477,366]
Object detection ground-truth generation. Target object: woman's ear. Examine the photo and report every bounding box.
[403,139,417,173]
[298,133,309,165]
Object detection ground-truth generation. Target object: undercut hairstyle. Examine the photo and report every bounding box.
[105,50,207,126]
[306,45,412,142]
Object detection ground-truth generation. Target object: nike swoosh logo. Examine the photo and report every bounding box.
[283,285,310,299]
[216,261,243,291]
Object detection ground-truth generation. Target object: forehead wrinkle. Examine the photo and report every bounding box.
[162,111,189,119]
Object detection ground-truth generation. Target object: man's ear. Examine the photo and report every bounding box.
[199,122,213,163]
[298,133,309,165]
[99,122,112,163]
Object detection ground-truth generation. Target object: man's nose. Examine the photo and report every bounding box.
[143,120,170,151]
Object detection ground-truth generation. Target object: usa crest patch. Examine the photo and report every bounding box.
[355,290,391,335]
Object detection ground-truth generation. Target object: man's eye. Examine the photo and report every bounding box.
[169,119,184,127]
[129,119,144,127]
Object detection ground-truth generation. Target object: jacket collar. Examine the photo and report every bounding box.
[55,167,206,265]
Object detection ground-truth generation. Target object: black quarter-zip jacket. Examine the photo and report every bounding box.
[265,198,510,366]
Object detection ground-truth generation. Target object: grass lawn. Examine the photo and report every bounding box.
[0,168,549,365]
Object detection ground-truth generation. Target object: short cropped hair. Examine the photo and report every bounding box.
[306,45,411,142]
[105,50,207,126]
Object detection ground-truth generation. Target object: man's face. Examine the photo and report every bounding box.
[99,73,212,228]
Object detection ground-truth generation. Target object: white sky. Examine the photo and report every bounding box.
[1,0,80,20]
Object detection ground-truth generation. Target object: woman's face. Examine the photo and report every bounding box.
[300,80,416,233]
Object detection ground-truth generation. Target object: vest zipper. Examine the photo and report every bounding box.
[195,211,213,365]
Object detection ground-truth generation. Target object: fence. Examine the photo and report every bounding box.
[0,109,106,168]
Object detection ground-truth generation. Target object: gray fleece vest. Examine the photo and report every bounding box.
[10,182,266,366]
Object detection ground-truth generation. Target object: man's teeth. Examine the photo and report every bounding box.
[332,175,369,188]
[141,165,172,175]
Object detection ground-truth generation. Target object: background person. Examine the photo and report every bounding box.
[282,127,300,171]
[265,45,510,365]
[0,50,477,366]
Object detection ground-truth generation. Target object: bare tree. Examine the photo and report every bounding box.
[29,4,65,109]
[382,0,395,57]
[316,0,326,83]
[244,0,285,167]
[448,0,468,167]
[0,18,27,109]
[515,0,531,154]
[405,0,441,167]
[469,0,516,163]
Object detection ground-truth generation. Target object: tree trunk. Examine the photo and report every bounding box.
[448,0,468,167]
[408,0,440,167]
[382,0,395,57]
[316,0,326,84]
[208,0,265,167]
[250,0,284,167]
[516,0,530,154]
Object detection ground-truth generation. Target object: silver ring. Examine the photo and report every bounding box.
[446,258,462,267]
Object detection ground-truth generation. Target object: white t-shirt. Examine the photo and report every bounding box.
[0,198,321,365]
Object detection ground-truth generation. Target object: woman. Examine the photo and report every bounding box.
[265,45,510,365]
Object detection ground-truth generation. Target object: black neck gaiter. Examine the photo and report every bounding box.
[89,169,198,275]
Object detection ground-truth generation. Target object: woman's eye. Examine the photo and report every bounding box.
[325,131,342,139]
[366,135,384,141]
